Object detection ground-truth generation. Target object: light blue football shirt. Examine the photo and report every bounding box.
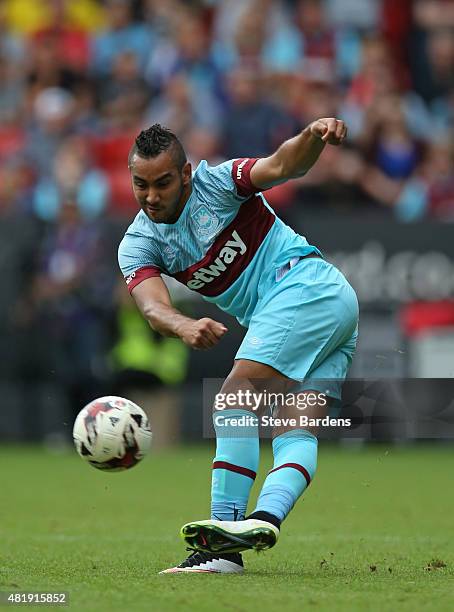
[118,158,320,327]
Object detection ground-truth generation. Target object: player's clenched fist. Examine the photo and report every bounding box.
[178,318,227,350]
[310,118,347,145]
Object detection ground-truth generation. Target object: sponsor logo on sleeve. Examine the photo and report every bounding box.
[236,159,249,180]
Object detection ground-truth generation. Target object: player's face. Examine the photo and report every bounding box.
[130,152,192,224]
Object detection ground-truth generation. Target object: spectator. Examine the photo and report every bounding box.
[99,51,150,124]
[146,9,225,120]
[294,0,364,83]
[25,35,82,98]
[143,0,201,41]
[146,70,222,137]
[410,0,454,103]
[24,87,76,176]
[32,134,109,221]
[0,2,25,65]
[71,78,102,135]
[212,0,302,73]
[91,0,154,77]
[431,86,454,134]
[222,65,298,159]
[29,1,92,73]
[395,140,454,221]
[359,95,421,180]
[421,28,454,102]
[342,35,395,121]
[340,35,432,141]
[0,54,26,124]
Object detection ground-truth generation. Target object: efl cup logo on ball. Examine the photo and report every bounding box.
[73,396,152,471]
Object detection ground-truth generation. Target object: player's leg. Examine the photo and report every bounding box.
[199,343,356,556]
[180,258,358,557]
[174,258,359,567]
[182,390,331,558]
[180,360,290,556]
[240,257,358,531]
[161,360,289,572]
[247,321,358,531]
[246,390,330,529]
[210,359,290,523]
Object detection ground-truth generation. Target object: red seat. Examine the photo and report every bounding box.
[106,168,138,216]
[401,301,454,337]
[0,127,26,162]
[90,131,139,217]
[90,133,135,171]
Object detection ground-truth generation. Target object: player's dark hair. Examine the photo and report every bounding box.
[128,124,187,170]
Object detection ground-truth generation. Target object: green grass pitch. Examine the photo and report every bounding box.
[1,443,453,611]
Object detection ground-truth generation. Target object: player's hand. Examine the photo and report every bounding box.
[310,118,347,145]
[178,318,228,350]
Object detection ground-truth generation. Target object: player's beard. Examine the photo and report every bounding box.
[162,177,189,224]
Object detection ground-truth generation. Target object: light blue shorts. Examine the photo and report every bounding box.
[235,256,359,401]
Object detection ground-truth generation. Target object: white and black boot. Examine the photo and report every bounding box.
[159,550,244,574]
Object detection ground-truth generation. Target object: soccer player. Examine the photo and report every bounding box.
[118,121,358,574]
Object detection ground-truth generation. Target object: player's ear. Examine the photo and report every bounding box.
[182,161,192,185]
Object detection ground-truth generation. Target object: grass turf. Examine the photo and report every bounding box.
[0,443,453,611]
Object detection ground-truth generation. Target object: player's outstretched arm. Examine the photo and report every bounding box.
[250,117,347,190]
[131,277,227,350]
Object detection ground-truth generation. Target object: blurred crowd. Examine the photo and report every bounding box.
[1,0,454,435]
[0,0,453,223]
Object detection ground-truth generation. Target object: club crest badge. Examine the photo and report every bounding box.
[193,205,220,238]
[163,245,176,263]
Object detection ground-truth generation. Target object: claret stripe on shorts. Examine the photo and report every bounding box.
[212,461,257,480]
[268,462,311,486]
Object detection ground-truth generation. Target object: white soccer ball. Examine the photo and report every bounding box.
[73,396,152,471]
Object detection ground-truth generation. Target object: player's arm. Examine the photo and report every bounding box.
[250,117,347,190]
[131,277,227,350]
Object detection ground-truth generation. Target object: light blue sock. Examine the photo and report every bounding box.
[211,409,259,521]
[253,429,318,522]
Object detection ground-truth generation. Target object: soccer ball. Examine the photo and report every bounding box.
[73,396,152,472]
